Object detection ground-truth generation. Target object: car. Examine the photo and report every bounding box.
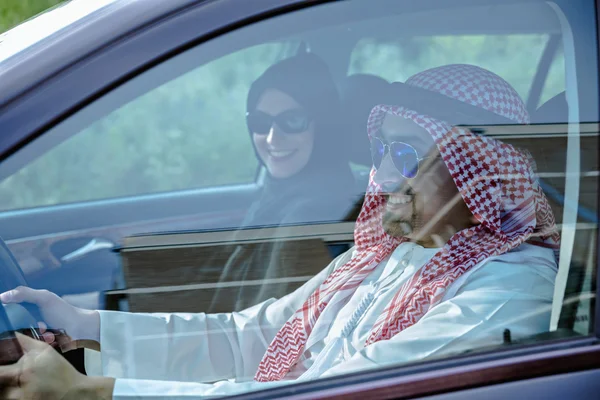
[0,0,598,398]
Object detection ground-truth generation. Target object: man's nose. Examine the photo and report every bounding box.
[374,152,405,193]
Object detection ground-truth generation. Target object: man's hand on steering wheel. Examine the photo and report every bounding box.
[0,286,100,351]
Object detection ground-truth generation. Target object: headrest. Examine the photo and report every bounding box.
[532,91,568,124]
[341,74,390,165]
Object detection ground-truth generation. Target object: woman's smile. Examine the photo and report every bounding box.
[267,148,298,160]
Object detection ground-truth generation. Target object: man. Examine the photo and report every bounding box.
[0,64,560,399]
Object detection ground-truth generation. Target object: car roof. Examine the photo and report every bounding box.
[0,0,121,65]
[0,0,200,109]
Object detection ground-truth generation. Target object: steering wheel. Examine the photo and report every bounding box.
[0,237,46,322]
[0,237,91,375]
[0,237,65,356]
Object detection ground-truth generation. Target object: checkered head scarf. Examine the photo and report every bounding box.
[255,64,560,382]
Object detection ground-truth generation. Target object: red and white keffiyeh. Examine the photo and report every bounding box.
[255,64,560,382]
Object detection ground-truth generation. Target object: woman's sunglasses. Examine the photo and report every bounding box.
[371,136,438,179]
[246,109,311,135]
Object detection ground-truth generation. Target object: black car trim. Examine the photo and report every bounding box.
[594,0,600,340]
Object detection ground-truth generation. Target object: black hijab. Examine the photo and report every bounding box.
[243,52,356,227]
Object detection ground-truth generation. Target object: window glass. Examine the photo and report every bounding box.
[0,43,299,211]
[0,0,597,398]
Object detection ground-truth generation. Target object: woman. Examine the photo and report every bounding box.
[208,52,357,311]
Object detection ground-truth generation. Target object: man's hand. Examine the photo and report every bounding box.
[0,333,114,399]
[1,287,101,349]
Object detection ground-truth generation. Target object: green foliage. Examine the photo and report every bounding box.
[349,34,564,108]
[0,43,299,209]
[0,2,566,211]
[0,0,65,32]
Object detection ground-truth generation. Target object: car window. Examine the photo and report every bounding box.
[0,0,597,398]
[0,42,299,211]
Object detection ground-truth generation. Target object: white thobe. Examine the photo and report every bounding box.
[84,242,557,399]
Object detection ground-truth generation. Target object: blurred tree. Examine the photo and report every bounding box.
[0,0,65,32]
[0,42,297,210]
[349,34,565,107]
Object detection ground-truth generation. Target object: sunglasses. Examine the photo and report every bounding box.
[246,109,312,135]
[371,136,438,179]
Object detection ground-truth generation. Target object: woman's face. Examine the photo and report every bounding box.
[251,89,315,179]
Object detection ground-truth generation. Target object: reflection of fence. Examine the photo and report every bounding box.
[105,222,355,313]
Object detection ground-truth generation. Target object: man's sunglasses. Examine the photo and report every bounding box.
[371,136,438,179]
[246,109,311,135]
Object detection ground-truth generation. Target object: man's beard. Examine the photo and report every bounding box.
[382,196,419,239]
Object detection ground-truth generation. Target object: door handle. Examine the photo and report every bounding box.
[61,238,115,263]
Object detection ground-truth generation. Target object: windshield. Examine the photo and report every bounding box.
[0,0,119,66]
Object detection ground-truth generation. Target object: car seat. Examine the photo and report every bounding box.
[531,92,568,124]
[340,73,390,184]
[338,74,390,221]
